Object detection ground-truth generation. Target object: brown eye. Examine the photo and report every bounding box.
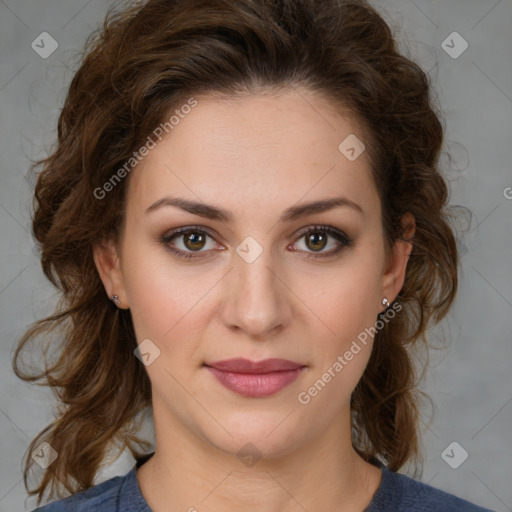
[305,232,328,252]
[182,231,207,251]
[161,226,218,260]
[161,224,353,261]
[293,225,353,259]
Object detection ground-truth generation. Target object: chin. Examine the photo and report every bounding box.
[195,408,309,462]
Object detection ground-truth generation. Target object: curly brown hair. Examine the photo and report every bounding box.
[13,0,468,504]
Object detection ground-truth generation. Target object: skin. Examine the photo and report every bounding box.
[94,87,415,512]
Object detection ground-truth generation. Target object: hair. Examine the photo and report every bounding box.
[13,0,469,504]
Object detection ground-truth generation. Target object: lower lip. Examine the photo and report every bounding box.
[205,366,305,397]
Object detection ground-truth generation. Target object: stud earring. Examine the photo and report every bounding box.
[381,297,390,308]
[111,295,121,306]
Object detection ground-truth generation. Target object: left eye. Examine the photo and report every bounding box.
[161,225,353,260]
[292,226,353,257]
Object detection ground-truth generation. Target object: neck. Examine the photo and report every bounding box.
[136,405,382,512]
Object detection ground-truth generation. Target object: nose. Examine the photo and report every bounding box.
[220,242,293,340]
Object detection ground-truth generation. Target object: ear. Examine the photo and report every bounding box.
[93,239,129,308]
[380,212,415,309]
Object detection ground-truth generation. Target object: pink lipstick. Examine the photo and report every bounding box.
[204,358,306,398]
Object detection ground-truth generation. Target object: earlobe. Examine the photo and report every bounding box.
[380,212,415,306]
[92,239,128,308]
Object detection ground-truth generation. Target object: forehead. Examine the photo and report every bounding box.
[126,88,380,222]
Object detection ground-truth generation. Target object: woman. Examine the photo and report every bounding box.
[13,0,493,510]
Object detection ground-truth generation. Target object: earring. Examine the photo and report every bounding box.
[111,295,121,306]
[381,297,390,308]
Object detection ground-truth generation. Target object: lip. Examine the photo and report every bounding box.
[204,358,306,397]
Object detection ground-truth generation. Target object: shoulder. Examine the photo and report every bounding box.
[31,473,128,512]
[394,471,495,511]
[31,452,154,512]
[368,465,495,512]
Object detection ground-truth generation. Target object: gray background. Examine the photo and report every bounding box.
[1,0,511,510]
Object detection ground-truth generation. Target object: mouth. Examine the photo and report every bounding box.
[204,358,307,398]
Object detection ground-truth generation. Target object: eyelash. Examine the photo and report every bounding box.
[160,224,353,261]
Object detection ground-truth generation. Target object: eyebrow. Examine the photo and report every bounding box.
[145,196,364,222]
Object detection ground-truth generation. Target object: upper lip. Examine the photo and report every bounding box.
[205,358,305,374]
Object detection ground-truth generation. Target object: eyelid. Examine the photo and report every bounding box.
[290,225,353,257]
[162,224,348,241]
[160,224,353,259]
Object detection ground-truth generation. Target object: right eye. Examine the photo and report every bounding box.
[161,226,221,260]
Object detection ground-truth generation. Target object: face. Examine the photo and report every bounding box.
[95,87,412,460]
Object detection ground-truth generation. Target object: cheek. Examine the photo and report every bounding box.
[296,264,381,347]
[121,245,218,357]
[293,259,381,397]
[295,279,379,412]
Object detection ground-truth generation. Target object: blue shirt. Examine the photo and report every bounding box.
[32,453,495,511]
